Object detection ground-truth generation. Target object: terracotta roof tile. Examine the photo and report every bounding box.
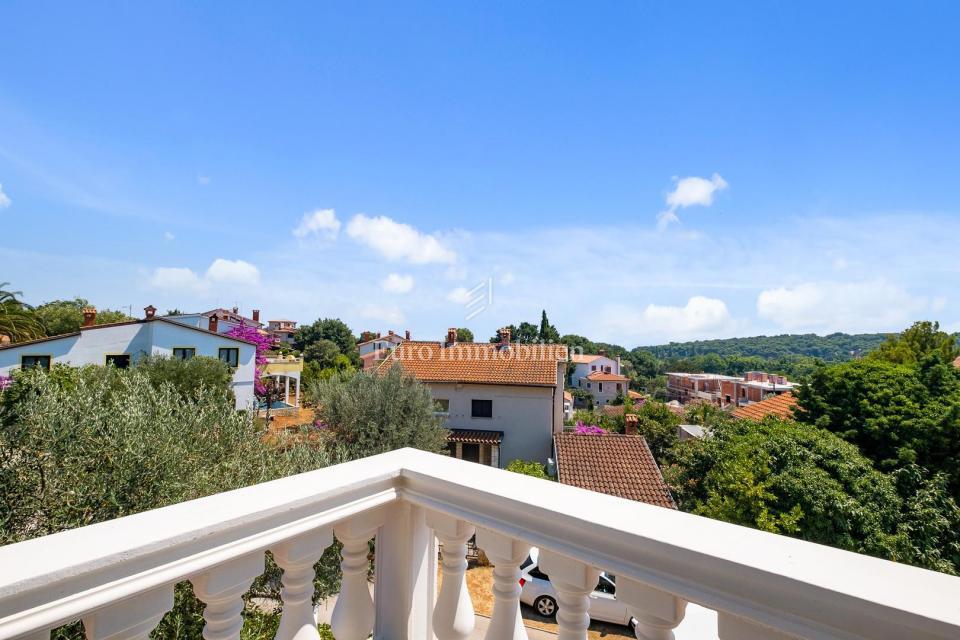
[585,371,629,382]
[554,433,676,508]
[601,404,625,417]
[571,353,603,364]
[380,341,566,387]
[732,392,799,421]
[448,429,503,445]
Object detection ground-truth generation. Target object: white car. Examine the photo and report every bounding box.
[519,548,636,629]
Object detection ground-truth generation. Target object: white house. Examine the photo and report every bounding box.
[379,328,567,467]
[569,351,629,406]
[358,330,408,370]
[0,306,257,409]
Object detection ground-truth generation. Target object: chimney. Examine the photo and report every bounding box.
[232,306,239,314]
[143,305,157,320]
[252,309,260,323]
[405,330,411,340]
[208,314,219,332]
[388,330,395,336]
[447,328,457,345]
[499,327,511,346]
[82,307,97,327]
[625,414,639,436]
[598,348,606,357]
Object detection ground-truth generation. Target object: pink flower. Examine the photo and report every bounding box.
[224,321,277,399]
[574,422,604,435]
[0,375,11,391]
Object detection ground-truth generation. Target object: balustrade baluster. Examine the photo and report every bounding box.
[191,552,264,640]
[475,528,529,640]
[272,528,334,640]
[538,550,599,640]
[82,586,173,640]
[426,512,476,640]
[617,579,686,640]
[332,514,382,640]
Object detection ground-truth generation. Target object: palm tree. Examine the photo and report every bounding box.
[0,283,45,343]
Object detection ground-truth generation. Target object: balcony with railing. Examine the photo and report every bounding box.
[1,448,959,640]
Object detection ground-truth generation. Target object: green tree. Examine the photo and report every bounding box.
[794,358,960,488]
[294,318,359,366]
[0,283,44,343]
[664,418,960,574]
[133,355,233,403]
[307,365,448,461]
[455,328,474,342]
[303,338,343,368]
[633,401,680,459]
[868,321,960,367]
[33,298,133,335]
[538,310,560,343]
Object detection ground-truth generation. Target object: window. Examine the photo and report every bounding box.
[218,348,239,368]
[471,399,493,418]
[21,355,51,371]
[616,383,622,392]
[173,347,196,361]
[595,575,616,595]
[460,443,481,463]
[105,354,131,369]
[598,382,603,393]
[591,365,596,371]
[433,398,450,414]
[605,366,611,373]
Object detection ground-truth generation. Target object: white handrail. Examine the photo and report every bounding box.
[1,448,959,640]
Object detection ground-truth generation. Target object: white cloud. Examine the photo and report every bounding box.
[0,183,11,208]
[197,175,211,185]
[658,173,728,230]
[149,267,204,290]
[500,271,515,285]
[359,303,405,324]
[446,286,472,304]
[757,281,927,333]
[346,214,457,264]
[293,208,341,240]
[381,273,414,293]
[163,231,175,241]
[148,258,260,291]
[599,296,735,341]
[205,258,261,285]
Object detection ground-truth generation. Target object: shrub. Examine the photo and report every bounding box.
[506,459,552,479]
[307,365,448,461]
[133,355,233,402]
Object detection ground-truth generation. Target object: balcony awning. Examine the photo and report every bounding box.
[447,429,503,445]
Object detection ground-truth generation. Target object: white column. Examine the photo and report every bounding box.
[285,375,290,403]
[191,552,264,640]
[374,502,436,640]
[272,528,334,640]
[332,513,382,640]
[538,550,599,640]
[475,528,529,640]
[718,613,799,640]
[83,586,174,640]
[426,512,475,640]
[617,579,686,640]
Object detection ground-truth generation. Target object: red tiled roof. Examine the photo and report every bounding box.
[379,341,567,387]
[448,429,503,445]
[601,404,625,417]
[571,353,603,364]
[585,370,629,382]
[732,392,799,421]
[554,433,676,508]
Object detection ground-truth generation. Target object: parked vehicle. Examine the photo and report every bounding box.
[519,548,636,628]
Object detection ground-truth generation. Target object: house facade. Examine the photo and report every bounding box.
[379,328,566,467]
[358,330,409,370]
[266,319,298,345]
[719,371,796,407]
[0,307,257,409]
[569,351,629,406]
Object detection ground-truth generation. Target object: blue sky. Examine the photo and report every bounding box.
[2,2,959,347]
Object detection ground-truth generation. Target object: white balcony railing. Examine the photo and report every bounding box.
[1,448,959,640]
